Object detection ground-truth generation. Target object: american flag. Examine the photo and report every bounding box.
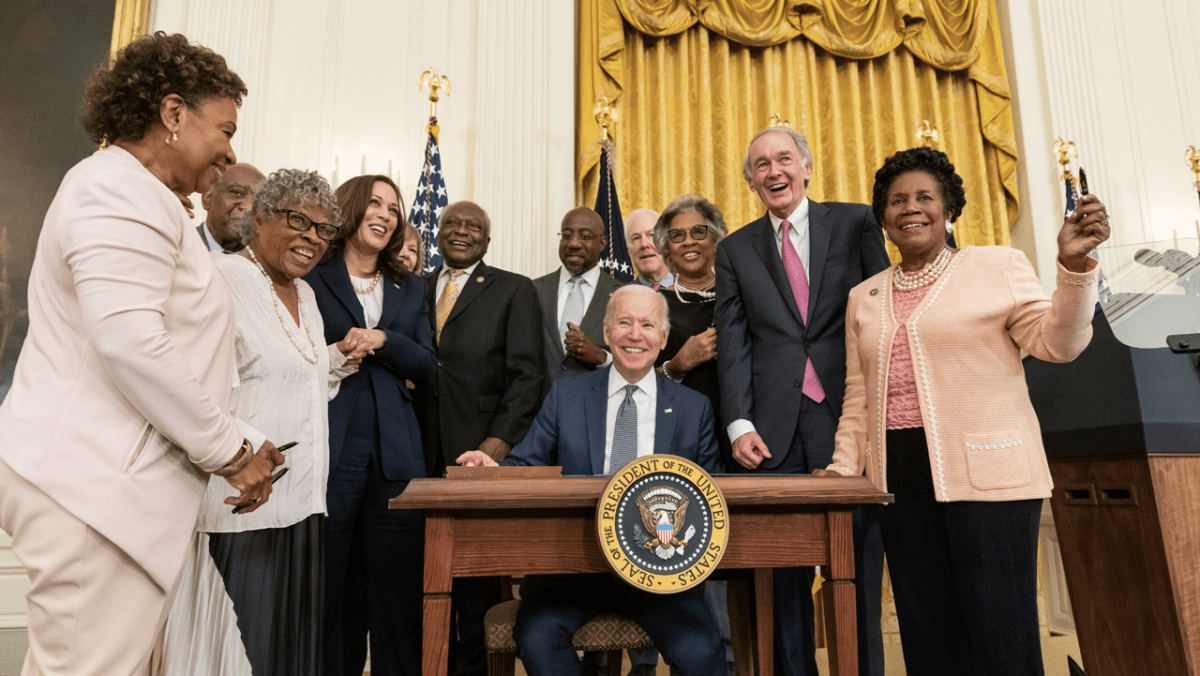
[595,143,634,282]
[409,129,448,273]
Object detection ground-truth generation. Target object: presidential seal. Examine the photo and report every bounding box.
[596,454,729,594]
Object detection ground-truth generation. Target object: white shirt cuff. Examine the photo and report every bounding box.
[727,419,756,445]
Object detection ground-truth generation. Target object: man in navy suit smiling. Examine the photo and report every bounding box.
[458,284,726,676]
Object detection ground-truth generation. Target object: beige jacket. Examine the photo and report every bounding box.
[827,246,1098,502]
[0,146,243,589]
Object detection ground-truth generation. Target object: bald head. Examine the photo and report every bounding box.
[559,207,607,276]
[203,163,265,250]
[624,208,666,283]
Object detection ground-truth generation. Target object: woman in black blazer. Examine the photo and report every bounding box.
[306,174,437,676]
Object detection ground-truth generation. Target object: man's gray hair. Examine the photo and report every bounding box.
[604,284,670,330]
[742,126,813,183]
[233,169,341,246]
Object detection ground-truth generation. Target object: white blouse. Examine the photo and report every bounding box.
[195,254,348,533]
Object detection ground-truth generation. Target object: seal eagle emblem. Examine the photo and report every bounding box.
[636,487,696,559]
[597,454,729,593]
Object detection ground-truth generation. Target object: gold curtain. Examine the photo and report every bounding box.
[577,0,1018,247]
[110,0,151,61]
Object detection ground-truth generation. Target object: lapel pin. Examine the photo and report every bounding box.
[476,276,484,283]
[393,282,400,289]
[664,408,673,413]
[870,288,879,296]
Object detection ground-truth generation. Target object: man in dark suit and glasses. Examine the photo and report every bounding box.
[419,199,546,676]
[532,207,622,390]
[714,127,890,676]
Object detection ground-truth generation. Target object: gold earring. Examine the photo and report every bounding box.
[165,131,178,145]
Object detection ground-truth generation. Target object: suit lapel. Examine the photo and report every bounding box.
[653,374,678,455]
[807,201,832,320]
[580,273,616,348]
[534,274,566,363]
[422,268,438,334]
[377,272,403,328]
[444,261,493,328]
[320,257,366,328]
[588,370,609,475]
[752,216,804,326]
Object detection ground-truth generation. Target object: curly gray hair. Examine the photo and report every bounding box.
[652,195,728,274]
[232,169,341,246]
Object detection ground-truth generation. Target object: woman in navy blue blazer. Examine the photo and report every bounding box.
[306,174,437,676]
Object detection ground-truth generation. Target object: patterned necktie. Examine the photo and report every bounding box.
[435,268,465,343]
[561,276,585,341]
[781,220,826,403]
[608,384,639,474]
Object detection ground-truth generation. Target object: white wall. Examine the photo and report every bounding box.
[999,0,1200,286]
[150,0,576,279]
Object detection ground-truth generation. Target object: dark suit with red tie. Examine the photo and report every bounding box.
[714,201,889,676]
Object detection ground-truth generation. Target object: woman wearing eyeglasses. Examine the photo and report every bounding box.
[653,195,733,472]
[163,169,365,676]
[306,174,438,676]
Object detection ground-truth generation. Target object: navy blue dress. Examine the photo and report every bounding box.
[306,257,437,676]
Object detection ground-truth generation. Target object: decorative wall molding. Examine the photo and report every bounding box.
[151,0,575,279]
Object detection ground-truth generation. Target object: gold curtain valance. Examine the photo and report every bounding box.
[578,0,1018,242]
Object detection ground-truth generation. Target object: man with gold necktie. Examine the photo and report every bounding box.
[714,127,890,676]
[418,200,546,676]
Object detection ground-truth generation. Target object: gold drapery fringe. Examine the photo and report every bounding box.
[578,0,1017,247]
[110,0,151,62]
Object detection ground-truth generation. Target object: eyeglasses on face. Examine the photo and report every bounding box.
[558,230,599,242]
[279,209,339,242]
[667,224,710,243]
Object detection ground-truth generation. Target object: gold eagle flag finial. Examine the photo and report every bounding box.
[1053,137,1078,181]
[1186,145,1200,185]
[769,114,791,128]
[916,120,940,148]
[419,67,451,134]
[594,97,618,142]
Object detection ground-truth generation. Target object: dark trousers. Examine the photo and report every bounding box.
[514,573,726,676]
[760,395,885,676]
[881,428,1044,676]
[325,395,425,676]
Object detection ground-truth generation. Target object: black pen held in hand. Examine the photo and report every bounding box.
[231,442,296,514]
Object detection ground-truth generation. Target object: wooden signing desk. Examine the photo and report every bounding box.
[391,474,891,676]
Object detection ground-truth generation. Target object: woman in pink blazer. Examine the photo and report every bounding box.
[817,148,1110,676]
[0,33,281,676]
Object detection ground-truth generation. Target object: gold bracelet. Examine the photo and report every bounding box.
[214,440,255,477]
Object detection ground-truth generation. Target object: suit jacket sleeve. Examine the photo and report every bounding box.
[373,277,438,381]
[695,397,720,474]
[491,275,548,444]
[501,379,560,467]
[1003,250,1098,362]
[714,240,754,431]
[62,179,241,471]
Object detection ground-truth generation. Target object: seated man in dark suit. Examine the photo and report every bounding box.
[458,284,727,676]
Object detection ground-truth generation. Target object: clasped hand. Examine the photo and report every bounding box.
[1058,194,1111,272]
[223,440,286,514]
[336,328,385,368]
[564,323,607,365]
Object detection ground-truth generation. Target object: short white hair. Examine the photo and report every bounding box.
[604,285,670,330]
[742,126,813,183]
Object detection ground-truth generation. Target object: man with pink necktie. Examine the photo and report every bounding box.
[714,127,890,676]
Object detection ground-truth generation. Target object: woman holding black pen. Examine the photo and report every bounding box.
[162,169,366,676]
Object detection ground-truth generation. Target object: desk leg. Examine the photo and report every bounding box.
[424,512,454,676]
[754,568,773,676]
[824,509,858,676]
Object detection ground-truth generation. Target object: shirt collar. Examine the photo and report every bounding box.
[443,260,481,279]
[558,264,602,289]
[768,197,810,236]
[607,364,658,401]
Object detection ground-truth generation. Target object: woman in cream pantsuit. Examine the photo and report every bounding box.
[0,33,281,676]
[817,147,1111,676]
